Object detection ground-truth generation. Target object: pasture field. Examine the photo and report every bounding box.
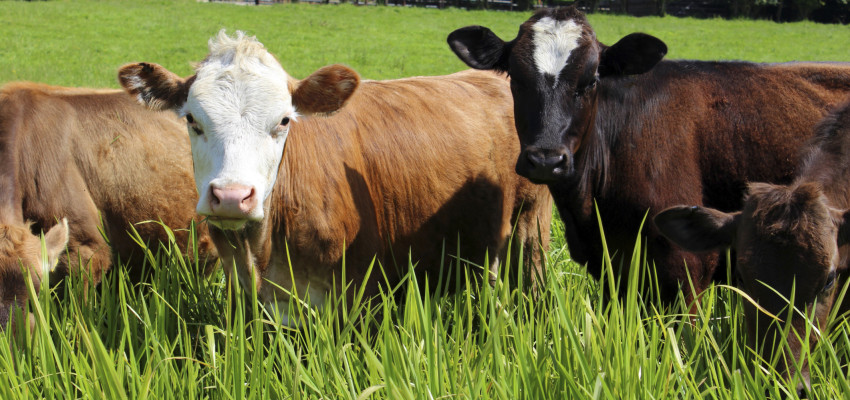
[2,1,850,398]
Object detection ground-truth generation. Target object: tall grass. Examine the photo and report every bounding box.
[2,2,850,398]
[1,218,847,398]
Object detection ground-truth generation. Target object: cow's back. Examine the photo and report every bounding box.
[0,82,215,281]
[275,70,551,291]
[589,61,850,297]
[604,61,850,211]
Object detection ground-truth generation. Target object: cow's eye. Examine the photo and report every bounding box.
[575,77,599,98]
[824,270,837,293]
[185,114,204,135]
[281,117,290,126]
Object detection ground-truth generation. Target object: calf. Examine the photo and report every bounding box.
[119,31,553,323]
[0,82,217,330]
[448,6,850,301]
[655,101,850,394]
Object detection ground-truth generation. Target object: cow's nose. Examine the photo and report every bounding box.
[517,147,569,183]
[526,150,566,170]
[209,184,257,217]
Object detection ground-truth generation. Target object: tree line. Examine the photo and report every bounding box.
[372,0,849,22]
[216,0,849,23]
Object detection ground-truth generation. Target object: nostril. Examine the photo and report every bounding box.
[526,151,545,168]
[239,188,257,213]
[210,187,222,207]
[242,187,256,205]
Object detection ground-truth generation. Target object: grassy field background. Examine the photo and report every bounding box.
[2,0,850,86]
[2,1,850,399]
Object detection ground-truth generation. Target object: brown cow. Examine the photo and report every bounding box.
[118,31,552,324]
[0,82,218,331]
[655,101,850,396]
[448,6,850,301]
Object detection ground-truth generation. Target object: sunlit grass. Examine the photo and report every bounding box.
[1,0,849,88]
[2,2,850,398]
[0,218,846,398]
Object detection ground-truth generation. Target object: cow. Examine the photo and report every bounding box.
[117,31,553,324]
[447,6,850,302]
[0,82,218,332]
[655,101,850,396]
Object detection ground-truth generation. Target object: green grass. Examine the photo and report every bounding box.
[3,217,847,398]
[2,1,850,398]
[1,0,849,87]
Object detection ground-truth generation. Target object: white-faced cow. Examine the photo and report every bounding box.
[448,6,850,301]
[0,82,218,332]
[656,101,850,395]
[118,31,553,323]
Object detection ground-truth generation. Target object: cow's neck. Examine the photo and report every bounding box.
[547,79,638,276]
[211,216,273,294]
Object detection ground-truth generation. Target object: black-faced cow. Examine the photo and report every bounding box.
[448,6,850,301]
[119,31,553,324]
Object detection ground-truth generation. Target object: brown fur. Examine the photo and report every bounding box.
[449,7,850,302]
[290,65,361,115]
[118,63,196,112]
[745,182,830,247]
[209,70,553,304]
[0,82,218,329]
[575,61,850,301]
[656,100,850,393]
[738,102,850,392]
[0,223,42,293]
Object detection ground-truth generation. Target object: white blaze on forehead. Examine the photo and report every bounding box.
[531,17,584,79]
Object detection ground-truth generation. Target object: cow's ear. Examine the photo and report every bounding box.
[837,209,850,247]
[447,26,511,72]
[654,206,739,252]
[118,62,195,112]
[598,33,667,78]
[42,218,69,273]
[291,64,360,116]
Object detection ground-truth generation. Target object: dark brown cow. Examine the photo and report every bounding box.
[118,32,552,324]
[448,6,850,301]
[0,82,218,331]
[656,101,850,395]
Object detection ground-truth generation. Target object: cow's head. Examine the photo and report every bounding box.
[448,7,666,183]
[119,31,359,230]
[0,219,68,333]
[655,182,848,395]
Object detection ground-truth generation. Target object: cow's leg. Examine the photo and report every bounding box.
[511,201,552,294]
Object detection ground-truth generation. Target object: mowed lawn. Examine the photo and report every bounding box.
[2,1,850,399]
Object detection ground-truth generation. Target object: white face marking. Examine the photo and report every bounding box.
[185,31,296,227]
[531,17,584,85]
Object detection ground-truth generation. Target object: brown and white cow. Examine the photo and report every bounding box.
[656,101,850,395]
[118,31,552,324]
[448,6,850,301]
[0,82,218,331]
